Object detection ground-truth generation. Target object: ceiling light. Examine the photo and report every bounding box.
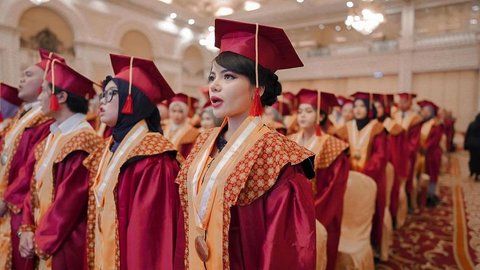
[346,1,354,8]
[208,26,215,32]
[244,1,261,11]
[470,18,478,25]
[188,19,195,25]
[30,0,50,5]
[169,13,177,19]
[473,5,480,12]
[215,7,234,16]
[335,25,342,32]
[157,0,172,4]
[318,24,325,30]
[297,0,304,3]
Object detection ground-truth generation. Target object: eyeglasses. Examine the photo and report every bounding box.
[99,89,118,104]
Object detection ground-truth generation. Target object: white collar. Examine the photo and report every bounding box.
[50,113,86,134]
[23,101,41,111]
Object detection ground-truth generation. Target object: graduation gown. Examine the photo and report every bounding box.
[92,120,184,270]
[176,116,316,270]
[392,110,422,193]
[20,120,103,270]
[337,120,387,249]
[381,117,407,222]
[289,131,349,270]
[0,106,52,270]
[419,118,443,183]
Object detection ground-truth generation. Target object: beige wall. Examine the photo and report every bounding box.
[412,70,478,132]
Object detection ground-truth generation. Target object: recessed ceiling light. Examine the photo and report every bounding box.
[470,18,478,25]
[157,0,172,4]
[208,26,215,32]
[215,7,234,16]
[473,5,480,12]
[169,12,177,19]
[335,25,342,32]
[297,0,304,3]
[318,24,325,30]
[244,1,261,11]
[346,1,354,8]
[188,19,195,25]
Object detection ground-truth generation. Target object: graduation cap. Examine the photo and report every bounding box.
[46,60,96,111]
[417,100,439,115]
[169,93,198,117]
[282,92,297,109]
[110,54,175,115]
[215,18,303,116]
[36,48,66,79]
[337,96,353,107]
[0,83,22,106]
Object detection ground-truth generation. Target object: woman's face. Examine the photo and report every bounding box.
[99,80,119,127]
[169,103,187,125]
[297,104,317,129]
[208,61,256,119]
[353,99,368,120]
[262,106,276,124]
[200,111,215,129]
[421,106,434,120]
[374,101,384,118]
[18,65,44,102]
[341,104,354,121]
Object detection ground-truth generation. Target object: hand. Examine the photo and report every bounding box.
[0,200,7,217]
[19,231,35,258]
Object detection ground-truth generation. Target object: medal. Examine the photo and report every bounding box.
[353,150,362,160]
[1,154,7,166]
[195,235,209,262]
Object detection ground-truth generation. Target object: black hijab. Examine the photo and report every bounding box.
[103,76,161,152]
[354,98,376,130]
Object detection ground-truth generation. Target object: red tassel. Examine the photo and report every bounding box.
[49,94,60,111]
[0,113,4,122]
[249,87,263,117]
[315,125,322,136]
[122,94,133,114]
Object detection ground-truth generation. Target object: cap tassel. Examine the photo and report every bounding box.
[49,93,60,111]
[122,94,133,114]
[315,125,322,136]
[250,87,263,117]
[121,56,135,115]
[0,113,4,122]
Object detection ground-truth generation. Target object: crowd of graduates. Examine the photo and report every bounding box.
[0,18,457,270]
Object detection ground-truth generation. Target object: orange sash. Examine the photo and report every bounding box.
[347,120,378,171]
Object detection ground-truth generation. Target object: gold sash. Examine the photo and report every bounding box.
[392,110,421,131]
[420,118,435,147]
[165,122,192,149]
[347,120,378,171]
[185,117,266,270]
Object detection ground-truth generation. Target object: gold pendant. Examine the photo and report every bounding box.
[353,150,362,160]
[195,235,209,262]
[1,154,7,166]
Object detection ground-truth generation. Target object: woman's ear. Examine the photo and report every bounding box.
[57,91,68,104]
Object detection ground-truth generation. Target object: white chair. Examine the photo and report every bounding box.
[316,220,327,270]
[335,171,377,270]
[380,163,394,261]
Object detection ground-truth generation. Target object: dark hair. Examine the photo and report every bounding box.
[319,110,328,126]
[213,51,282,106]
[51,84,88,114]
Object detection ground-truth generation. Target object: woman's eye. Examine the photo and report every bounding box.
[207,74,215,82]
[224,74,235,80]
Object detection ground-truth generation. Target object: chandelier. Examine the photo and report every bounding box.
[30,0,50,5]
[345,1,385,35]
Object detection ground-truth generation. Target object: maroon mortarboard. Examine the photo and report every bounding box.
[110,53,175,114]
[46,60,96,111]
[169,93,198,117]
[215,19,303,73]
[372,93,395,114]
[297,89,339,112]
[271,101,291,116]
[36,48,65,72]
[337,96,353,107]
[417,100,439,115]
[0,83,22,106]
[215,18,303,117]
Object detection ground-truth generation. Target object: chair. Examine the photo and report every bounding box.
[316,220,327,270]
[380,163,394,261]
[335,171,377,270]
